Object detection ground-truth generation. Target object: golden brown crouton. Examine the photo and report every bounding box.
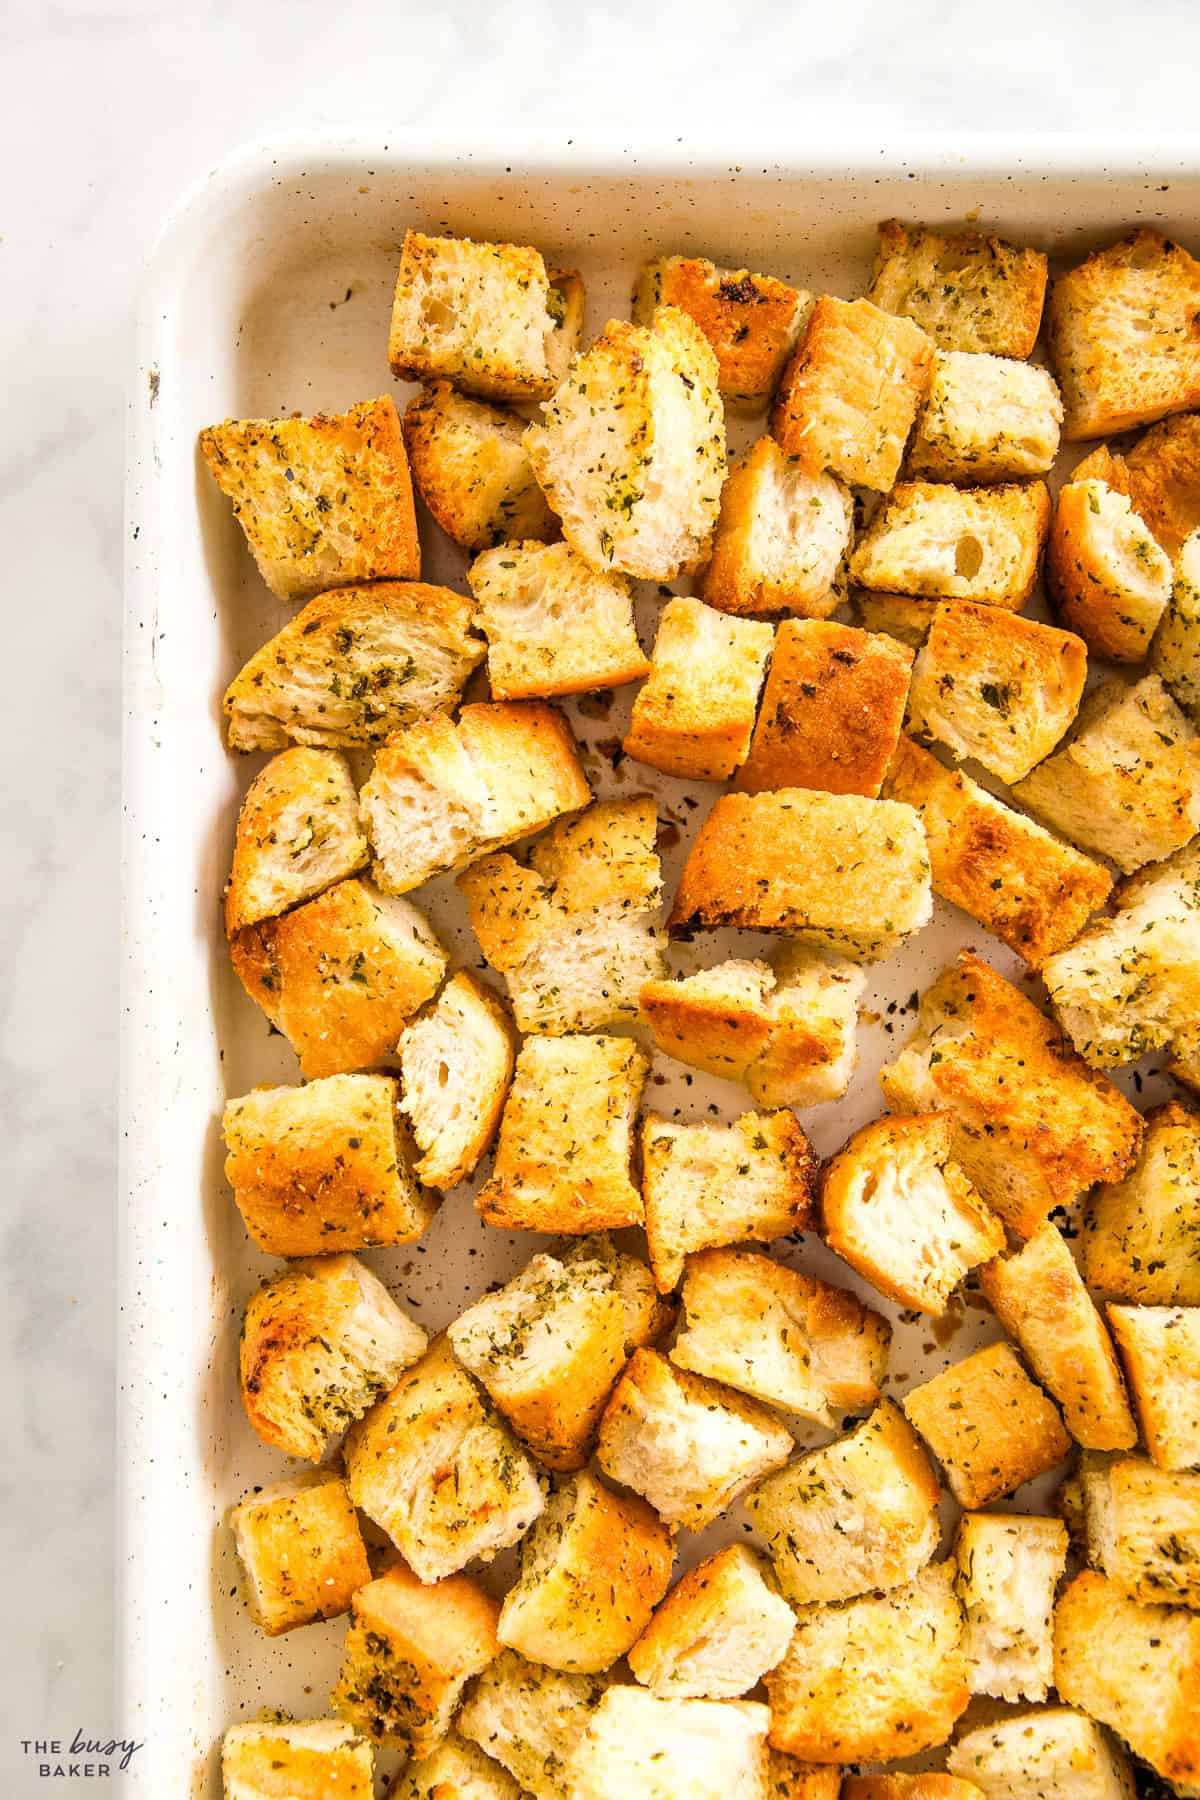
[623,597,774,781]
[768,1754,843,1799]
[456,1653,613,1800]
[224,747,369,937]
[701,437,854,619]
[569,1688,771,1800]
[771,295,933,491]
[1081,1452,1200,1609]
[1047,479,1173,662]
[846,1783,983,1800]
[867,220,1048,358]
[1123,410,1200,559]
[734,618,913,797]
[397,972,515,1190]
[946,1708,1135,1800]
[633,255,811,411]
[628,1544,795,1699]
[954,1512,1068,1702]
[1084,1100,1200,1305]
[221,1721,373,1799]
[902,1341,1072,1509]
[1109,1303,1200,1470]
[394,1734,521,1800]
[467,541,648,701]
[850,480,1051,607]
[856,591,940,647]
[200,396,420,602]
[402,381,557,549]
[908,350,1063,482]
[229,1470,369,1636]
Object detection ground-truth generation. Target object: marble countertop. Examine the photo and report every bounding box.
[3,0,1199,1789]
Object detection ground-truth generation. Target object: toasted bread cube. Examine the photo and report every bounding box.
[229,1470,369,1636]
[498,1469,673,1672]
[735,618,913,797]
[909,351,1063,482]
[867,220,1048,358]
[560,1233,675,1352]
[231,879,447,1080]
[670,1246,889,1422]
[822,1111,1004,1315]
[633,256,811,412]
[524,306,725,580]
[701,437,854,620]
[846,1782,983,1800]
[1084,1101,1200,1305]
[388,231,583,403]
[946,1708,1135,1800]
[641,1109,817,1293]
[857,591,940,647]
[1050,230,1200,439]
[343,1338,544,1582]
[771,295,933,491]
[397,972,515,1190]
[1053,1570,1200,1791]
[476,1034,646,1234]
[467,541,648,701]
[850,480,1051,608]
[1048,479,1173,662]
[570,1687,770,1800]
[765,1562,968,1763]
[879,953,1143,1238]
[1152,528,1200,715]
[458,797,665,1035]
[769,1754,843,1799]
[448,1251,627,1470]
[331,1560,499,1757]
[200,396,420,602]
[221,1721,373,1799]
[224,747,369,937]
[223,581,484,753]
[954,1512,1069,1702]
[668,788,932,961]
[1116,410,1200,558]
[628,1544,794,1699]
[456,1652,613,1800]
[402,381,557,550]
[1081,1453,1200,1609]
[623,597,773,781]
[394,1734,521,1800]
[360,701,590,896]
[902,1342,1071,1509]
[238,1253,427,1462]
[980,1224,1136,1450]
[905,601,1088,784]
[1109,1304,1200,1470]
[596,1348,792,1530]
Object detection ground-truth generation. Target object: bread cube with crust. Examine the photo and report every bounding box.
[1084,1100,1200,1305]
[467,541,648,701]
[771,295,933,491]
[1081,1452,1200,1609]
[224,747,369,937]
[596,1348,793,1531]
[857,590,940,647]
[569,1688,770,1800]
[456,1654,612,1800]
[1108,1304,1200,1470]
[1048,479,1173,662]
[524,306,726,580]
[394,1734,521,1800]
[850,480,1051,607]
[867,220,1048,358]
[1115,410,1200,560]
[559,1233,675,1353]
[908,350,1063,482]
[221,1721,373,1800]
[946,1708,1135,1800]
[701,437,854,620]
[628,1544,795,1699]
[821,1111,1004,1316]
[902,1342,1072,1509]
[623,597,773,781]
[402,381,557,549]
[230,1470,369,1636]
[397,972,515,1190]
[633,254,811,411]
[1152,527,1200,715]
[845,1782,983,1800]
[200,395,420,602]
[769,1755,843,1799]
[954,1512,1069,1702]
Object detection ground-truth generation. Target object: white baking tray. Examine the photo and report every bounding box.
[122,133,1200,1797]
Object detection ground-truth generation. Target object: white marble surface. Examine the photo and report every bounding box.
[3,0,1200,1789]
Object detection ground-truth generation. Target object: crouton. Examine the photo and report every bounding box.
[596,1348,793,1530]
[360,701,589,895]
[1084,1100,1200,1305]
[1081,1452,1200,1609]
[224,747,369,937]
[331,1560,499,1758]
[1049,230,1200,439]
[467,541,648,701]
[735,618,913,797]
[394,1734,521,1800]
[1053,1569,1200,1791]
[668,788,932,961]
[200,396,420,602]
[458,797,665,1034]
[238,1253,427,1462]
[1121,410,1200,559]
[954,1512,1069,1702]
[231,879,447,1080]
[497,1469,673,1672]
[560,1233,675,1351]
[821,1111,1004,1315]
[623,597,773,781]
[946,1708,1135,1800]
[902,1341,1071,1508]
[879,952,1143,1238]
[569,1687,770,1800]
[476,1034,646,1234]
[856,591,939,647]
[905,601,1088,784]
[397,972,515,1190]
[641,1109,817,1293]
[867,220,1048,358]
[980,1223,1136,1450]
[670,1246,889,1422]
[771,295,933,491]
[633,255,811,411]
[229,1469,369,1636]
[628,1544,794,1699]
[343,1337,544,1582]
[908,351,1063,482]
[223,581,485,753]
[765,1562,968,1763]
[223,1075,432,1257]
[768,1755,843,1799]
[456,1651,613,1800]
[402,381,557,549]
[1047,479,1173,662]
[1152,527,1200,715]
[701,437,854,620]
[388,231,583,403]
[1108,1304,1200,1470]
[448,1251,627,1470]
[221,1721,373,1800]
[846,1784,983,1800]
[524,306,725,580]
[850,480,1051,608]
